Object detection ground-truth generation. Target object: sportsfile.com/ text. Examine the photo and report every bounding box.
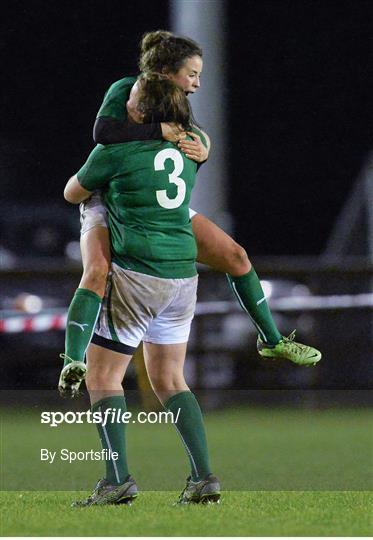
[40,408,181,428]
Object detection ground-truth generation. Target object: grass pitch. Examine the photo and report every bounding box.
[0,490,371,536]
[1,405,372,535]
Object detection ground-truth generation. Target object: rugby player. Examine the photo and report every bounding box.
[59,30,321,398]
[63,74,220,506]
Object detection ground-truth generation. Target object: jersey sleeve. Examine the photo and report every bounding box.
[96,77,136,121]
[95,76,162,144]
[94,117,162,144]
[76,145,116,191]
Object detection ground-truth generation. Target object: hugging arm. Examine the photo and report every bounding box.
[64,175,93,204]
[93,117,162,144]
[178,128,210,163]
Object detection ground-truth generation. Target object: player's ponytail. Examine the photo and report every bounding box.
[140,30,174,55]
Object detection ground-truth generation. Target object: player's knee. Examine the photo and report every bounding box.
[149,373,185,395]
[226,243,251,276]
[85,371,97,392]
[81,263,109,292]
[85,371,109,392]
[148,374,164,394]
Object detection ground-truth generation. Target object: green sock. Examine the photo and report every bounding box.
[165,391,211,481]
[64,288,102,365]
[92,395,129,485]
[227,268,282,346]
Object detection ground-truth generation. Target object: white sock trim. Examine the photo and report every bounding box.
[99,405,120,484]
[173,424,199,479]
[231,282,268,342]
[83,302,102,359]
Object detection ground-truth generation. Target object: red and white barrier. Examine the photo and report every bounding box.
[0,312,67,334]
[0,293,372,333]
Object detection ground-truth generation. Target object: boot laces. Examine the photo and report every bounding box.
[59,353,75,363]
[178,476,193,501]
[282,330,305,354]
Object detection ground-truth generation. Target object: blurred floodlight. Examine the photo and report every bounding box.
[222,313,252,346]
[14,293,43,313]
[0,246,16,269]
[33,226,59,252]
[291,284,311,297]
[65,241,81,262]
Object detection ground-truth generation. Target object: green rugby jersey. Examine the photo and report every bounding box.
[77,139,200,279]
[97,77,137,121]
[95,76,206,148]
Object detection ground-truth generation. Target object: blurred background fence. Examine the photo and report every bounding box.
[1,202,371,408]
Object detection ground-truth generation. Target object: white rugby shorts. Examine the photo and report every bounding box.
[80,193,108,234]
[91,263,198,354]
[80,193,197,235]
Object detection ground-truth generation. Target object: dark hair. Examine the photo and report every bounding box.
[139,30,202,74]
[136,73,193,130]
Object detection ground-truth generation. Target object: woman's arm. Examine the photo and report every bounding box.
[94,116,186,145]
[64,175,92,204]
[94,77,187,145]
[65,145,116,203]
[93,116,162,144]
[94,77,163,144]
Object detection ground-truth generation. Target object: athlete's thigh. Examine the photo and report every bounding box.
[86,343,132,387]
[80,225,111,271]
[143,342,187,385]
[79,193,111,270]
[191,213,241,272]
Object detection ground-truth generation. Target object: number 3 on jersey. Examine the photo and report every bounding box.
[154,148,186,209]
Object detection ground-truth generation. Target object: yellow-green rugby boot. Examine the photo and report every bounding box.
[58,354,87,398]
[257,330,321,365]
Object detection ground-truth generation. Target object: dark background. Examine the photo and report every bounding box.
[1,0,372,397]
[1,0,372,255]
